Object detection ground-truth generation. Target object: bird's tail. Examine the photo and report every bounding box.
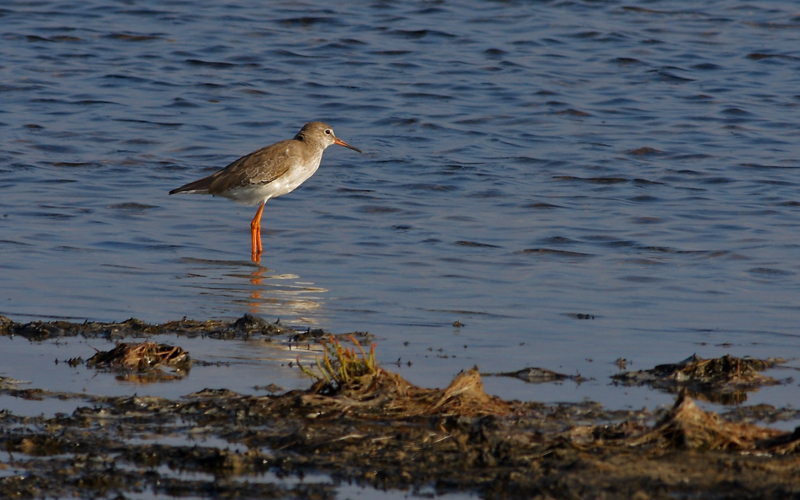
[169,175,214,195]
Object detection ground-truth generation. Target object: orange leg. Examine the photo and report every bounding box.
[250,202,265,261]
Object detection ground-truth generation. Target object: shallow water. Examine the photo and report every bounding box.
[2,0,800,438]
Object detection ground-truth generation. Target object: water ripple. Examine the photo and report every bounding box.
[0,0,799,412]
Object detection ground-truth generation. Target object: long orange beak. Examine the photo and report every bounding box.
[334,137,363,154]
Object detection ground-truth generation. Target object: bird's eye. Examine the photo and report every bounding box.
[325,129,332,135]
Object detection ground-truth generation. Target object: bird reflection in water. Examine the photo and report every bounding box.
[246,264,327,324]
[249,265,266,308]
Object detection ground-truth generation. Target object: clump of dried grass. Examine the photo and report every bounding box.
[298,334,377,390]
[626,392,798,453]
[296,335,509,418]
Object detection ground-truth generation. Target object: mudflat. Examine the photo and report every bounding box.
[1,316,798,499]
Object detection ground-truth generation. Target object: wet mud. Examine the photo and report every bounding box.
[1,316,799,499]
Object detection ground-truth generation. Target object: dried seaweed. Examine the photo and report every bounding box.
[86,341,191,382]
[487,366,588,384]
[612,354,786,404]
[0,314,372,346]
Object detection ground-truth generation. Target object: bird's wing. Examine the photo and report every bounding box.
[170,140,301,195]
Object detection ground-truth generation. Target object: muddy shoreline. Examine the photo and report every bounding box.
[1,315,799,499]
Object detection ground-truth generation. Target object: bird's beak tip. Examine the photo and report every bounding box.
[334,137,363,154]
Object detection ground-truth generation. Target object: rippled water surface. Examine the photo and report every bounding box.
[2,0,800,421]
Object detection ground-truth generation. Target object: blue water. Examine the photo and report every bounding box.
[1,0,800,420]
